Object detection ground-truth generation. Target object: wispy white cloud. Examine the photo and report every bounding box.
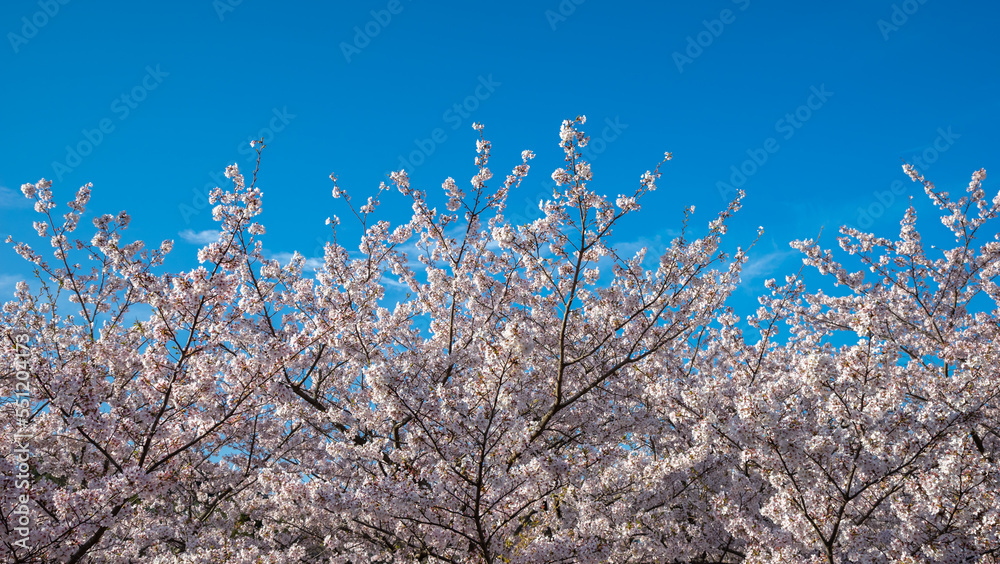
[178,229,221,245]
[740,248,797,285]
[0,185,32,209]
[586,226,685,275]
[0,274,26,300]
[268,251,325,272]
[611,231,679,263]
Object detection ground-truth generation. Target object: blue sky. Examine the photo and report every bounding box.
[2,0,998,317]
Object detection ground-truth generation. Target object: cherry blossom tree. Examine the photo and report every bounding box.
[1,117,998,563]
[705,166,1000,563]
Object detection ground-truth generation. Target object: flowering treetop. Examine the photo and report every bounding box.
[1,118,998,563]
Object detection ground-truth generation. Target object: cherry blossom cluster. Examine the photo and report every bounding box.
[1,120,998,563]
